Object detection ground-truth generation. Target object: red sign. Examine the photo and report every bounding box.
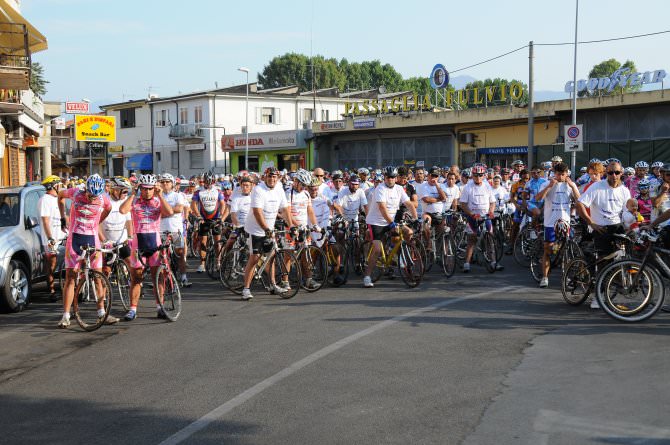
[221,135,266,151]
[65,101,90,114]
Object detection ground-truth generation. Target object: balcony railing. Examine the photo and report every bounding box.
[169,123,204,140]
[0,22,31,91]
[71,148,105,159]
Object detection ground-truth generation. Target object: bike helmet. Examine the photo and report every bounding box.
[309,176,321,187]
[294,169,312,186]
[383,166,398,177]
[348,174,360,184]
[471,165,487,175]
[138,174,157,188]
[542,161,552,170]
[660,163,670,173]
[358,167,369,176]
[638,178,651,190]
[86,174,105,196]
[634,161,649,169]
[580,166,588,173]
[159,173,175,184]
[511,160,524,167]
[331,170,343,180]
[264,166,279,176]
[112,176,132,190]
[604,158,621,166]
[652,161,664,168]
[373,173,384,182]
[589,158,601,164]
[551,155,563,162]
[203,171,214,184]
[221,180,233,190]
[462,168,472,177]
[41,175,61,190]
[374,168,382,176]
[624,167,635,175]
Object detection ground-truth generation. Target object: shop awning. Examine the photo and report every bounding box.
[126,153,152,170]
[0,0,48,54]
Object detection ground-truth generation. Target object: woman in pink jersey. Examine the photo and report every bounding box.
[56,174,112,328]
[119,174,174,321]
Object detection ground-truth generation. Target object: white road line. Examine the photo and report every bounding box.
[159,285,521,445]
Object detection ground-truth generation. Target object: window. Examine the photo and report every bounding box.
[24,191,41,221]
[302,108,313,123]
[256,107,280,125]
[194,105,203,124]
[321,109,329,121]
[171,151,178,169]
[120,108,136,128]
[155,110,168,127]
[179,107,188,125]
[189,149,204,169]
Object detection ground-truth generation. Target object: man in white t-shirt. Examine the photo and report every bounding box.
[534,162,580,288]
[39,175,64,299]
[242,167,294,300]
[159,174,190,287]
[335,175,368,221]
[459,165,501,272]
[288,169,318,229]
[576,161,631,308]
[418,167,447,252]
[363,166,418,288]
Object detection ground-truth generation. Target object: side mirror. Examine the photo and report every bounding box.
[26,216,39,229]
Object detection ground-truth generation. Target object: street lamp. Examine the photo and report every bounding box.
[238,67,249,171]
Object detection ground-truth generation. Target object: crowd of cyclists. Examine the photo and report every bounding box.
[36,155,670,329]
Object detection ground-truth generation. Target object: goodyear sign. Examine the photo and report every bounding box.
[75,115,116,142]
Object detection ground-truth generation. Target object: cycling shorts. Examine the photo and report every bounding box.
[247,234,267,255]
[512,209,524,224]
[368,224,391,241]
[465,216,492,235]
[129,232,161,269]
[425,212,443,227]
[65,233,101,270]
[104,244,131,266]
[199,219,222,237]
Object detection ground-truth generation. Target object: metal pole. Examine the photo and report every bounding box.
[245,72,249,171]
[88,143,93,174]
[528,41,535,169]
[571,0,579,177]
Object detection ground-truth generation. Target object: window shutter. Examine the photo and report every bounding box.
[255,107,261,124]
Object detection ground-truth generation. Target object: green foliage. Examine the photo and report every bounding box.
[462,78,528,108]
[30,62,48,97]
[582,58,638,96]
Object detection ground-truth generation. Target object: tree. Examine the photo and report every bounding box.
[582,58,638,96]
[462,78,528,108]
[30,62,48,97]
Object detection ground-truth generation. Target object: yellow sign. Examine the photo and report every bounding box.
[75,115,117,142]
[109,145,123,153]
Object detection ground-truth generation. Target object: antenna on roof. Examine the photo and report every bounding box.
[215,81,218,89]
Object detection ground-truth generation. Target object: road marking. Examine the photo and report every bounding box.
[159,285,521,445]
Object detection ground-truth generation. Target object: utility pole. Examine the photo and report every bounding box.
[571,0,579,177]
[527,41,535,169]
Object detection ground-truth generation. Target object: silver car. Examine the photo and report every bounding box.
[0,184,50,312]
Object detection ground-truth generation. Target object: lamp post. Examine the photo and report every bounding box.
[81,98,93,174]
[238,67,250,172]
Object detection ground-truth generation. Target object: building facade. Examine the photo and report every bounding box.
[99,99,152,176]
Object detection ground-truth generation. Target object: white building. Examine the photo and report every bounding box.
[99,99,152,176]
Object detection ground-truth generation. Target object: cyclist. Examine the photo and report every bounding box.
[222,176,253,254]
[357,168,372,191]
[363,166,418,288]
[56,174,114,328]
[38,175,64,300]
[459,165,502,273]
[534,162,580,288]
[99,177,133,278]
[417,166,447,253]
[626,161,650,197]
[396,166,419,210]
[308,176,333,247]
[328,170,346,201]
[526,166,549,220]
[335,174,368,220]
[119,174,175,320]
[190,171,227,273]
[159,173,190,287]
[636,178,653,223]
[365,172,383,203]
[241,167,294,300]
[511,160,525,182]
[576,160,631,308]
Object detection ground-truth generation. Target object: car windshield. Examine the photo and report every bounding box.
[0,194,20,227]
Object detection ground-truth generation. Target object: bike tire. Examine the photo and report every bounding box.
[512,228,533,268]
[274,251,301,299]
[73,270,112,332]
[414,237,429,274]
[528,238,544,282]
[220,248,247,295]
[482,232,497,273]
[111,260,131,311]
[560,258,592,306]
[155,265,182,321]
[326,243,348,287]
[595,260,665,322]
[398,241,423,288]
[298,245,328,292]
[494,228,504,263]
[441,233,457,278]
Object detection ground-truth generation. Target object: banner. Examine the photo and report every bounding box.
[75,115,116,142]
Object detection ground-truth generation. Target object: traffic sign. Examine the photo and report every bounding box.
[65,101,90,114]
[564,124,583,152]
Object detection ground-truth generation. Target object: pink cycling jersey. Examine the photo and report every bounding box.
[64,188,111,235]
[131,196,162,234]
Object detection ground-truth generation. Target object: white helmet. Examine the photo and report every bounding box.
[159,173,175,184]
[652,161,664,168]
[294,169,312,186]
[634,161,649,169]
[138,174,157,187]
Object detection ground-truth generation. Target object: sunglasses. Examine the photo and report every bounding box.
[473,173,485,177]
[315,174,324,177]
[606,171,623,176]
[430,174,439,178]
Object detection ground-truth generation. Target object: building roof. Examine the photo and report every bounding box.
[99,98,149,110]
[0,0,47,53]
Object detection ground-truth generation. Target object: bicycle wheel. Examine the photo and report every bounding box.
[415,237,430,274]
[347,237,364,276]
[155,265,182,321]
[561,239,582,274]
[73,270,112,332]
[494,226,505,263]
[326,243,348,287]
[362,241,384,283]
[482,232,497,273]
[189,229,200,258]
[512,228,533,268]
[298,245,327,292]
[561,258,592,306]
[274,251,301,299]
[220,248,248,295]
[398,241,423,288]
[595,260,665,322]
[110,260,131,311]
[205,245,219,280]
[528,238,544,283]
[441,232,457,278]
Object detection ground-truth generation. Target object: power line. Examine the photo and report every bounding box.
[450,45,528,74]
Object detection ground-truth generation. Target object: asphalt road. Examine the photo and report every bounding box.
[0,259,669,445]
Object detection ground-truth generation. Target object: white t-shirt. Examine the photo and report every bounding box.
[101,198,131,243]
[442,184,461,210]
[418,182,445,214]
[311,193,331,228]
[230,193,252,228]
[459,182,495,215]
[287,188,312,227]
[337,188,368,221]
[160,191,186,233]
[38,193,63,247]
[245,181,288,236]
[366,184,410,227]
[491,186,510,211]
[578,180,631,226]
[540,182,575,228]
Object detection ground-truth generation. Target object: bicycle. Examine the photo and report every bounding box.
[422,211,456,278]
[101,242,132,311]
[594,229,668,322]
[69,245,113,332]
[455,216,499,273]
[345,212,367,277]
[187,215,201,259]
[136,232,182,321]
[219,228,249,291]
[323,215,348,287]
[363,221,424,288]
[292,226,328,292]
[529,219,582,283]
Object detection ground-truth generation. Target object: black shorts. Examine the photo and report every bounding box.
[199,219,222,236]
[593,224,625,256]
[427,212,443,227]
[104,244,131,264]
[248,234,266,255]
[368,224,390,241]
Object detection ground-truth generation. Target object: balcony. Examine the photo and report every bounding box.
[0,22,31,91]
[169,123,204,144]
[71,148,105,159]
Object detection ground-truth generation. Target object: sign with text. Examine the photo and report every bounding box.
[319,121,346,131]
[221,130,301,151]
[564,124,583,152]
[108,145,123,153]
[353,117,376,129]
[65,101,90,114]
[75,115,116,142]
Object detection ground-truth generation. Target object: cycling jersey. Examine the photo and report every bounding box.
[311,193,331,228]
[625,175,648,197]
[63,188,111,269]
[129,196,162,268]
[192,187,225,220]
[287,188,311,227]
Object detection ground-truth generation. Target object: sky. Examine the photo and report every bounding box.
[21,0,670,107]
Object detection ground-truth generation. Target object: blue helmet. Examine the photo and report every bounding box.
[221,180,233,190]
[86,174,105,196]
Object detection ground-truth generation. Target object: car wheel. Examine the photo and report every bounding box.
[0,260,31,313]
